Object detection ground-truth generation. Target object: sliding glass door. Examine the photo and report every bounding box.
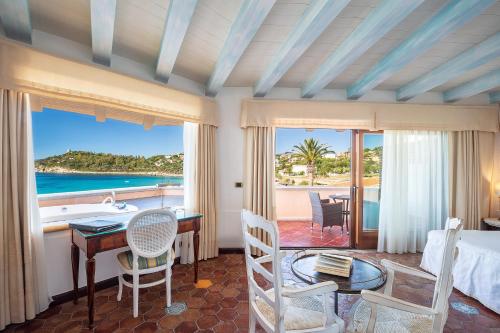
[352,130,383,249]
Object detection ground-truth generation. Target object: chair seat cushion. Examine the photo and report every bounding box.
[117,249,174,271]
[255,288,332,331]
[347,299,433,333]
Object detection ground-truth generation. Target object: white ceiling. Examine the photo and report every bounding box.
[11,0,500,97]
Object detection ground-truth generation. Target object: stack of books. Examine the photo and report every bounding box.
[314,253,353,278]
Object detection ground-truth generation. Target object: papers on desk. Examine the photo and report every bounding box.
[314,253,353,278]
[69,220,123,233]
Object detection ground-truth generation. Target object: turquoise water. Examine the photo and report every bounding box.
[36,172,183,194]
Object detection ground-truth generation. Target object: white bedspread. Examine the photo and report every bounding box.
[421,230,500,314]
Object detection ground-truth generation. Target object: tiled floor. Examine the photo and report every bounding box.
[278,220,350,247]
[5,253,499,333]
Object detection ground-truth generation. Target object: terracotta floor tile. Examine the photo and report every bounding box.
[4,253,498,333]
[278,220,350,247]
[173,321,197,333]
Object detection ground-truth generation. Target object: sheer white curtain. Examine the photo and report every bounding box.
[178,122,198,264]
[378,131,449,254]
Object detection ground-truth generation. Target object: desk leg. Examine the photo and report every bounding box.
[334,292,339,315]
[86,257,96,327]
[71,243,79,304]
[193,218,200,283]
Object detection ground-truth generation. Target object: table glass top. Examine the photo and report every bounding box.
[72,209,202,239]
[291,251,386,293]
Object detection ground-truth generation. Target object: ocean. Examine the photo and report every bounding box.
[36,172,183,194]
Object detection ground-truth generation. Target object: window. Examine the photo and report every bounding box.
[33,109,184,221]
[33,109,183,194]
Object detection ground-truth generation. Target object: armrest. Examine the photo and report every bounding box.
[320,199,330,204]
[381,259,436,281]
[255,250,287,264]
[361,290,437,316]
[322,202,342,211]
[282,281,338,298]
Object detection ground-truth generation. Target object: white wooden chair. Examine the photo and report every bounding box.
[116,209,178,317]
[347,218,463,333]
[241,210,345,333]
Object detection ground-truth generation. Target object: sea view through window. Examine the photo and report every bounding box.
[33,109,184,194]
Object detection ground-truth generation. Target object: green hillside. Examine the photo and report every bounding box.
[35,151,183,175]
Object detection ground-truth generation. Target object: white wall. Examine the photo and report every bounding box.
[215,88,251,248]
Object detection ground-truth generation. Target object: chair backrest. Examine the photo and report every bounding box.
[127,209,178,258]
[309,191,323,221]
[431,218,463,317]
[444,217,461,230]
[241,210,284,332]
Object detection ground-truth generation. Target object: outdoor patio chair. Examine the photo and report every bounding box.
[309,192,344,235]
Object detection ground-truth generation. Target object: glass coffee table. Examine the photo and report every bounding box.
[291,250,386,314]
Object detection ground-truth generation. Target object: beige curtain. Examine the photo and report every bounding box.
[196,124,218,260]
[449,131,495,230]
[244,127,276,255]
[0,89,50,330]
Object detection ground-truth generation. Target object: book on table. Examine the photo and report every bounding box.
[69,220,123,233]
[314,253,353,278]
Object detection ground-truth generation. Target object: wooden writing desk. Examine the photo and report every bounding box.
[71,210,202,327]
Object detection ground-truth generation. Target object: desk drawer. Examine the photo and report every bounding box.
[96,232,128,252]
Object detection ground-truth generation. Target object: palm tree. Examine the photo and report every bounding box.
[293,138,333,186]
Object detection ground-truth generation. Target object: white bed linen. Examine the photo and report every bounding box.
[421,230,500,313]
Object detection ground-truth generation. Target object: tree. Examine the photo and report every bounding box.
[292,138,333,186]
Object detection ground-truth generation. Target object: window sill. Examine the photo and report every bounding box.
[43,222,70,233]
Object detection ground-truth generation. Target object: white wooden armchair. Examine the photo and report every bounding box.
[347,218,463,333]
[241,210,344,333]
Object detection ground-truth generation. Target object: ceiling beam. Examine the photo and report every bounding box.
[0,0,32,44]
[205,0,276,97]
[155,0,198,83]
[253,0,350,97]
[143,115,155,130]
[346,0,495,100]
[489,91,500,104]
[95,109,106,123]
[301,0,424,98]
[443,69,500,103]
[90,0,117,66]
[397,32,500,101]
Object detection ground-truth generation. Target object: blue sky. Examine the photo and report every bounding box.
[32,109,183,159]
[32,109,383,159]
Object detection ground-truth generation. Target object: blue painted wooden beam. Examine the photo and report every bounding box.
[397,32,500,101]
[443,69,500,103]
[155,0,198,83]
[0,0,32,44]
[253,0,350,97]
[90,0,117,66]
[346,0,495,100]
[490,91,500,103]
[205,0,276,97]
[301,0,424,98]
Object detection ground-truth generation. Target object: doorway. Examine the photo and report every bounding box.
[275,128,352,248]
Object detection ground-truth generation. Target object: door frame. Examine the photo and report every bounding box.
[351,130,382,249]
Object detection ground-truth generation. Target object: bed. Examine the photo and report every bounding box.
[421,230,500,314]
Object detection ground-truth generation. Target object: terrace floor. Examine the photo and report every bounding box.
[278,220,350,247]
[6,252,499,333]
